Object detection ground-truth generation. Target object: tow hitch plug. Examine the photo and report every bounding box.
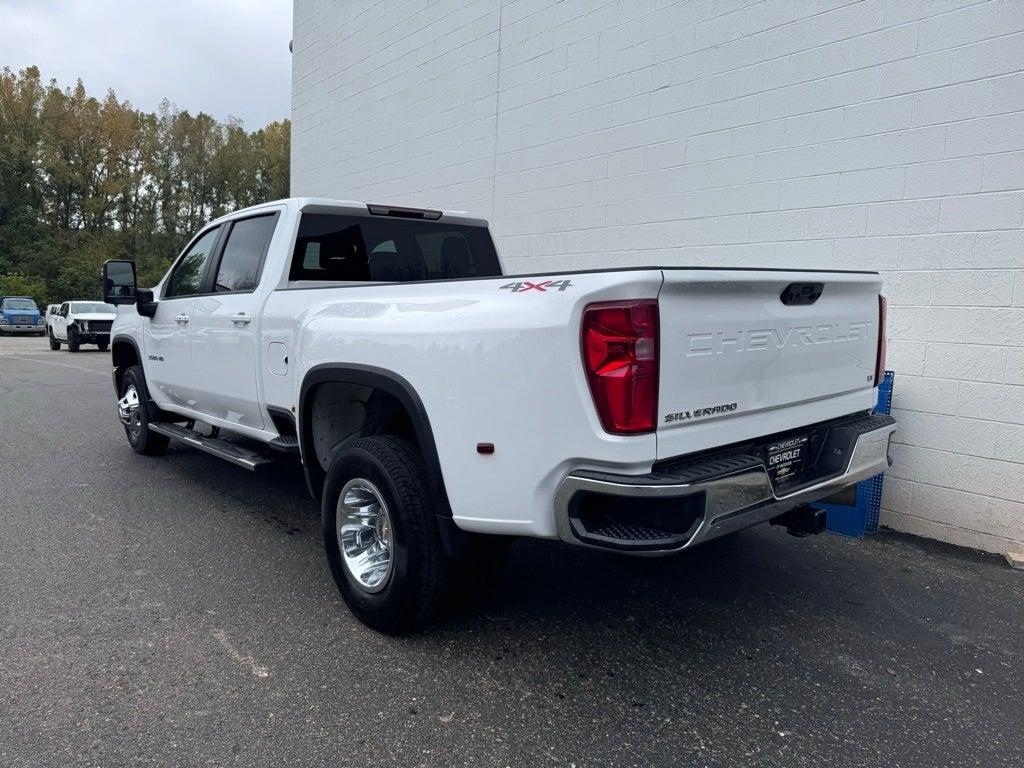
[770,505,827,538]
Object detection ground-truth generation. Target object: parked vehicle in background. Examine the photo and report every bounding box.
[0,296,45,335]
[44,304,60,332]
[103,197,896,633]
[48,301,117,352]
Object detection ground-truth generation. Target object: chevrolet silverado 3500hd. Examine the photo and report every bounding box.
[103,198,896,632]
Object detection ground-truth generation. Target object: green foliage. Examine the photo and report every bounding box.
[0,66,290,305]
[0,272,48,309]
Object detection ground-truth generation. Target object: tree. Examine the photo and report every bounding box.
[0,65,45,227]
[253,120,290,202]
[0,66,290,306]
[0,272,48,309]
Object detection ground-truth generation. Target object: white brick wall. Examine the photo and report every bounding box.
[293,0,1024,554]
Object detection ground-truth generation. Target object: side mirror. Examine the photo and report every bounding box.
[136,289,157,318]
[103,260,137,305]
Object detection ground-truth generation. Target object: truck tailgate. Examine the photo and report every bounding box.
[655,269,882,460]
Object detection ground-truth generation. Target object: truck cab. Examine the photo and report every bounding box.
[0,296,44,336]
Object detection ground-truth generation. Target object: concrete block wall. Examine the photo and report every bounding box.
[293,0,1024,554]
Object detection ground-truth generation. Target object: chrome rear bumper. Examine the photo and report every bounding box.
[554,413,896,554]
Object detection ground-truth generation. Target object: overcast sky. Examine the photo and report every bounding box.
[0,0,292,128]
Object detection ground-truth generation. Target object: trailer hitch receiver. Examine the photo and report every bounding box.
[770,505,827,538]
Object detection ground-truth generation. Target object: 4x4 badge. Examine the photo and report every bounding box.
[500,280,572,293]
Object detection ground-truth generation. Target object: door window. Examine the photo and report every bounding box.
[166,227,221,298]
[213,214,278,293]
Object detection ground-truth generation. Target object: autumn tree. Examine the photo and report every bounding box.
[0,66,290,305]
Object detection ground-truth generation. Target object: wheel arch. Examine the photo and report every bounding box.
[111,334,142,395]
[298,363,452,518]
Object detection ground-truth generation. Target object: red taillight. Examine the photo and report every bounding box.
[581,300,659,434]
[875,294,887,387]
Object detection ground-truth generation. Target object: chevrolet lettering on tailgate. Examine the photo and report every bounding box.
[685,320,873,356]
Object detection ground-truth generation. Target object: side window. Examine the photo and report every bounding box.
[166,227,220,298]
[213,214,278,292]
[59,303,69,317]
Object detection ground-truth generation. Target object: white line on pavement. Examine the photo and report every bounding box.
[2,354,106,375]
[212,629,271,678]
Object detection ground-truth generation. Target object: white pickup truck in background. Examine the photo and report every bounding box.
[47,301,117,351]
[103,197,895,632]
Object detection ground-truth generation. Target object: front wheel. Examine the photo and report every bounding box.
[322,436,452,633]
[118,365,169,455]
[67,326,80,353]
[98,340,109,352]
[48,330,60,350]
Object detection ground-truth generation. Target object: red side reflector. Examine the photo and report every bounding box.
[581,300,659,434]
[875,294,887,387]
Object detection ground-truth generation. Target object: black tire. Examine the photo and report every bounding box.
[121,365,170,456]
[67,326,80,353]
[322,436,451,633]
[48,329,60,350]
[98,341,109,352]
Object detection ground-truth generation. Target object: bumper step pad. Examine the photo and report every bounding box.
[555,412,897,553]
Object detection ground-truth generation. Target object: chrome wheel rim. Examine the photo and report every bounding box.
[118,384,142,438]
[336,478,394,593]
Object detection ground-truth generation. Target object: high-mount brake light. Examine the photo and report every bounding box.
[366,204,442,220]
[581,300,659,434]
[875,294,887,387]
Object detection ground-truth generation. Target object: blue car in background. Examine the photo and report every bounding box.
[0,296,45,336]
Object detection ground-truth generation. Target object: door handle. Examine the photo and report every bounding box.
[175,314,189,324]
[231,312,252,325]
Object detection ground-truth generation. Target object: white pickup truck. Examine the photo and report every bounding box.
[103,197,895,632]
[47,300,117,351]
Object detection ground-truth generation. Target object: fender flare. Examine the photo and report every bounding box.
[298,363,453,518]
[110,334,143,395]
[110,334,167,419]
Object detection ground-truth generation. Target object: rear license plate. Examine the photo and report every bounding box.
[767,435,810,483]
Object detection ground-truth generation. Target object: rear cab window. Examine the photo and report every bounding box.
[289,213,501,283]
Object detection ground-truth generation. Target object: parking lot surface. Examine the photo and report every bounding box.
[1,334,1022,767]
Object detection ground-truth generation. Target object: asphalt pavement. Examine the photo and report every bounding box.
[1,334,1022,768]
